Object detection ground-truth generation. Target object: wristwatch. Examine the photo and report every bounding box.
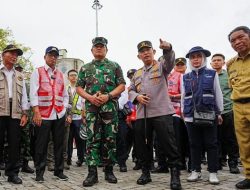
[108,93,113,100]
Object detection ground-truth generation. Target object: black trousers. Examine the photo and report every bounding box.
[67,119,86,161]
[0,116,21,177]
[34,116,65,176]
[134,115,181,169]
[217,111,239,166]
[186,122,218,172]
[116,112,129,165]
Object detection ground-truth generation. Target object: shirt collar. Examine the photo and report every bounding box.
[143,60,157,72]
[235,50,250,60]
[0,64,15,72]
[44,63,56,72]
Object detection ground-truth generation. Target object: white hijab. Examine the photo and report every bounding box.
[188,52,208,72]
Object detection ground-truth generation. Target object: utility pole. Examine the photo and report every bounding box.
[92,0,103,37]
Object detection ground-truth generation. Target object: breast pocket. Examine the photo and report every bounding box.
[229,71,239,86]
[149,72,162,86]
[103,71,115,86]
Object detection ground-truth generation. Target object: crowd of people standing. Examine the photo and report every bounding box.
[0,25,250,190]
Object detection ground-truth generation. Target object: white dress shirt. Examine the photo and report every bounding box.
[0,64,29,110]
[119,90,129,110]
[29,64,69,120]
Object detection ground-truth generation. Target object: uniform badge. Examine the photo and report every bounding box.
[17,76,23,81]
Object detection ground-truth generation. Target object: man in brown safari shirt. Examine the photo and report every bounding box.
[129,39,181,190]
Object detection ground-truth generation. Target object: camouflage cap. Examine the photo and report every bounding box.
[137,41,152,52]
[92,37,108,46]
[2,44,23,56]
[175,57,187,65]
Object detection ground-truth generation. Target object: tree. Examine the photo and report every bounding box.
[0,28,33,72]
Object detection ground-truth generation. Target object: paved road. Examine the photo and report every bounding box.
[0,153,246,190]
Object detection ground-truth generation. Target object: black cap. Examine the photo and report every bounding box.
[127,69,137,78]
[2,44,23,56]
[175,57,187,65]
[186,46,211,58]
[92,37,108,46]
[45,46,59,56]
[137,41,152,52]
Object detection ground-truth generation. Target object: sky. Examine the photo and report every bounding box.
[0,0,249,81]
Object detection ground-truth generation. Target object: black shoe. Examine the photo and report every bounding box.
[170,168,182,190]
[54,173,68,181]
[8,176,22,184]
[83,166,98,187]
[137,172,152,185]
[133,163,141,170]
[151,166,169,173]
[76,160,83,167]
[22,165,35,174]
[236,179,250,189]
[229,165,240,174]
[67,159,72,166]
[0,162,5,170]
[105,166,117,183]
[119,165,127,172]
[35,175,44,183]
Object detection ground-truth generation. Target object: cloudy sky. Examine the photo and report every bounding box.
[0,0,249,79]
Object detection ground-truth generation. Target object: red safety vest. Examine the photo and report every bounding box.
[38,66,64,118]
[167,70,182,116]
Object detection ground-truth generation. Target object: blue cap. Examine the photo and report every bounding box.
[45,46,59,56]
[186,46,211,58]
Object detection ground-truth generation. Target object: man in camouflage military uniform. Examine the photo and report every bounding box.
[14,64,34,174]
[76,37,126,187]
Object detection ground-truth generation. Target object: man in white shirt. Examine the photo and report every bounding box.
[66,69,86,167]
[30,46,69,182]
[0,45,29,184]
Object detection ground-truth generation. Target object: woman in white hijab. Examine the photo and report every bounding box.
[181,46,223,185]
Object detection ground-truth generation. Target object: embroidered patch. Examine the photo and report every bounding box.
[17,76,23,81]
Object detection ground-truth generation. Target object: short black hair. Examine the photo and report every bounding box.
[212,53,225,60]
[228,26,250,41]
[67,69,78,77]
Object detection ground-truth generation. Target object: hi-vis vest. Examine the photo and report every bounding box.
[167,70,182,116]
[67,86,81,115]
[38,67,64,118]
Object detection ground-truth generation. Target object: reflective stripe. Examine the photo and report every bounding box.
[184,95,192,99]
[55,95,63,101]
[55,101,63,106]
[38,96,53,101]
[203,94,214,98]
[72,110,82,115]
[39,102,52,106]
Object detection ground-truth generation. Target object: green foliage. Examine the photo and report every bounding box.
[0,28,33,72]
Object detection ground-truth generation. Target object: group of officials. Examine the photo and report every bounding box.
[0,25,250,190]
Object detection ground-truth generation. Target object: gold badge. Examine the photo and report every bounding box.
[17,76,23,81]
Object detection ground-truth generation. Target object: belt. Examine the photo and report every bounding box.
[234,98,250,103]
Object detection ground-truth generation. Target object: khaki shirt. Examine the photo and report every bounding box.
[227,51,250,100]
[129,50,175,119]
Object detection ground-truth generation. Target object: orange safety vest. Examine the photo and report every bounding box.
[38,66,64,118]
[167,70,182,116]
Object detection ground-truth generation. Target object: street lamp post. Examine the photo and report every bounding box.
[92,0,103,37]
